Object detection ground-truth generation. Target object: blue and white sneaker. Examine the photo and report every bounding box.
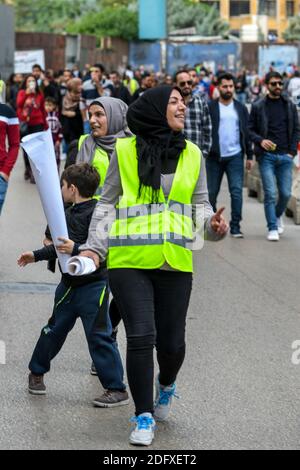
[154,377,179,421]
[129,413,156,446]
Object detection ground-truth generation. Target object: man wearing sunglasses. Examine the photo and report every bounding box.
[249,71,300,241]
[175,70,212,159]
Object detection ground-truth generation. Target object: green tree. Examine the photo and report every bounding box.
[5,0,95,33]
[67,7,138,40]
[283,15,300,42]
[67,4,138,40]
[168,0,229,37]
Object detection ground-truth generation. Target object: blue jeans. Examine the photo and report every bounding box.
[259,152,293,231]
[206,153,244,233]
[0,175,8,215]
[29,280,126,391]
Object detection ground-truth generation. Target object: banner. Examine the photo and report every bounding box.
[21,130,70,273]
[15,50,45,73]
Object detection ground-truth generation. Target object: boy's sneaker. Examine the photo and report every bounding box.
[267,230,279,241]
[129,413,156,446]
[90,362,97,376]
[230,231,244,239]
[153,377,179,422]
[277,217,284,235]
[93,390,129,408]
[28,373,46,395]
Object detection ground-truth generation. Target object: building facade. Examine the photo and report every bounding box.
[201,0,300,40]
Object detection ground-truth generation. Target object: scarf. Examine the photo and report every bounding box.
[126,86,186,202]
[77,97,132,164]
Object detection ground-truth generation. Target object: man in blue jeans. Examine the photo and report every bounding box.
[249,71,300,241]
[206,73,253,238]
[0,103,20,215]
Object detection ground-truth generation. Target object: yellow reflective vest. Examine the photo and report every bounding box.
[108,137,201,273]
[78,135,110,198]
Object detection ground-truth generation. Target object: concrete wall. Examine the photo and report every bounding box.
[0,5,15,80]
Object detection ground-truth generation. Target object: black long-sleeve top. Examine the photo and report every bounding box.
[33,199,107,288]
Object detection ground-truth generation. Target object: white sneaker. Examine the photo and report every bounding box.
[129,413,156,446]
[267,230,279,241]
[153,377,179,422]
[277,217,284,235]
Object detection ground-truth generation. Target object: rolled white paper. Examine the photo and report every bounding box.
[67,256,97,276]
[21,129,70,273]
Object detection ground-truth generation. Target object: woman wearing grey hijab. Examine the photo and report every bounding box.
[77,97,132,376]
[77,97,132,173]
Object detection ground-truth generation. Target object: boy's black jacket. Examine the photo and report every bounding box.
[34,199,106,287]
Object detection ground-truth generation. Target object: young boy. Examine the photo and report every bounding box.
[44,97,63,170]
[17,163,129,407]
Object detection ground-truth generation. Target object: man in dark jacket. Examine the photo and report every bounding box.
[206,72,253,238]
[249,71,300,241]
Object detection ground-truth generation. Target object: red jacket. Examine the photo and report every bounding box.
[17,90,47,128]
[0,104,20,177]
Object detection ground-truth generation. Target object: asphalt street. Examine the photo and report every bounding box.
[0,156,300,450]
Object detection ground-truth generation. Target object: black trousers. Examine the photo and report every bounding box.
[109,268,193,415]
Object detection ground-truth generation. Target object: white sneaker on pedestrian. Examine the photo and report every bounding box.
[267,230,280,241]
[129,413,156,446]
[153,377,179,422]
[277,217,284,235]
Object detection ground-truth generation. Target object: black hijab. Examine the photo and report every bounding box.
[127,86,186,202]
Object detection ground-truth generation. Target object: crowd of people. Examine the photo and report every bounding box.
[0,60,299,447]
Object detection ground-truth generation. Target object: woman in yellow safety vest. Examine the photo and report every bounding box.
[77,96,132,374]
[80,86,228,446]
[76,96,132,197]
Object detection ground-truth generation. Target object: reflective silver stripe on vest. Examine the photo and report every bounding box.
[116,204,165,220]
[166,232,194,248]
[116,201,192,220]
[109,233,193,248]
[168,200,192,219]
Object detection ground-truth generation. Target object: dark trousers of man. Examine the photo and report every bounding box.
[109,268,193,416]
[206,153,244,234]
[29,280,126,391]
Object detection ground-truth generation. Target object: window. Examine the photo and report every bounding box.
[265,1,277,17]
[286,1,295,17]
[230,1,250,17]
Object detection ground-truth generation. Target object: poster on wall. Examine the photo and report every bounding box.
[258,45,298,77]
[14,50,45,73]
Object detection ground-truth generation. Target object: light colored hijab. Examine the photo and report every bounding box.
[77,96,132,164]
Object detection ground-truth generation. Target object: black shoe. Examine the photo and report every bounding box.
[28,373,46,395]
[93,390,129,408]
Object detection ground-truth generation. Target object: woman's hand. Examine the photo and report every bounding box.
[17,252,35,267]
[56,237,75,255]
[210,207,229,236]
[80,250,100,269]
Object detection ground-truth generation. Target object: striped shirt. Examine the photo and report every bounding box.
[184,94,212,158]
[0,104,20,177]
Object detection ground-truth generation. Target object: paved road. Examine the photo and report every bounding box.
[1,156,300,450]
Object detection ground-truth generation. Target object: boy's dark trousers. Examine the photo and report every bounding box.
[29,280,126,391]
